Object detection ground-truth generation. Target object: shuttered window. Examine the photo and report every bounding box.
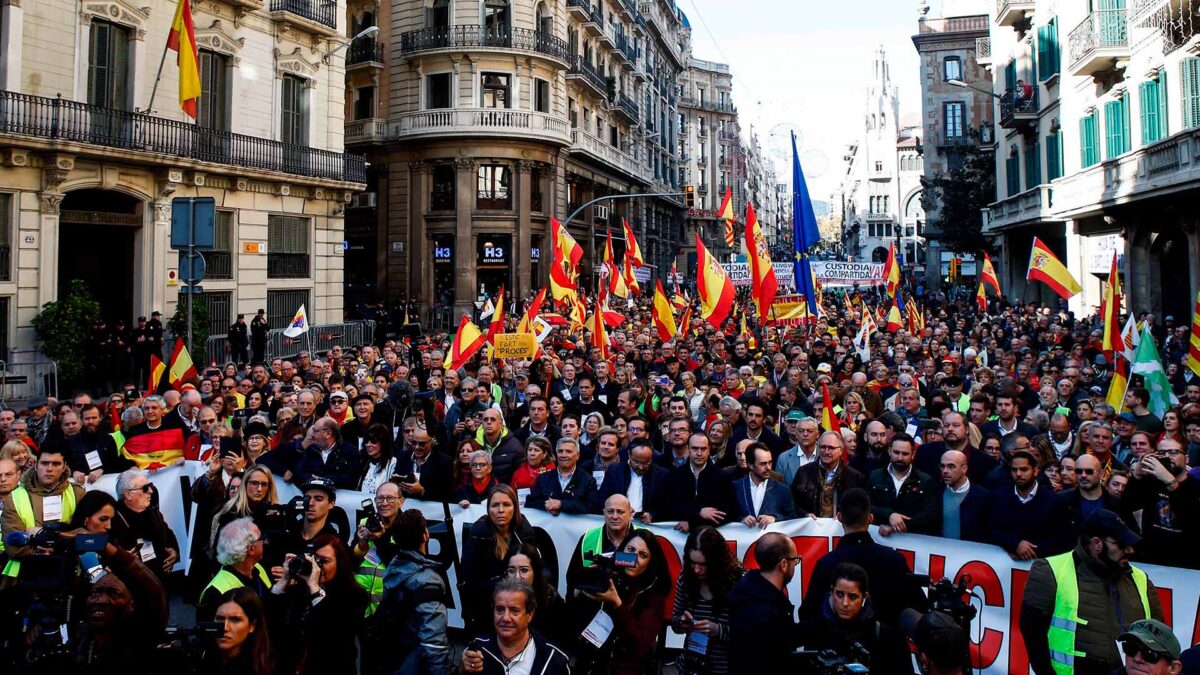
[88,20,130,109]
[1104,93,1131,158]
[1182,57,1200,129]
[267,215,310,278]
[268,289,310,328]
[1025,139,1041,190]
[1046,129,1064,181]
[0,193,10,282]
[1037,18,1060,81]
[1006,150,1021,196]
[1140,72,1168,145]
[281,75,308,146]
[1080,112,1100,167]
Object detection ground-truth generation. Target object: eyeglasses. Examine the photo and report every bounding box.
[1120,639,1167,664]
[126,484,153,494]
[783,555,803,564]
[470,462,490,469]
[1074,468,1096,475]
[817,444,842,451]
[246,480,270,489]
[376,496,400,503]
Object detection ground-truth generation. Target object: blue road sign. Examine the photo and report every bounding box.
[170,197,216,249]
[179,250,206,284]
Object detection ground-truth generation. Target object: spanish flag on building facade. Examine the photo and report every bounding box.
[167,0,202,118]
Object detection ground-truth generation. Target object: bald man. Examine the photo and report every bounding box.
[1057,453,1121,536]
[935,449,992,543]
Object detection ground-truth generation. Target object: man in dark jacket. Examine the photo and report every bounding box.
[934,448,991,542]
[478,408,524,484]
[591,441,666,521]
[374,510,453,675]
[653,432,736,532]
[729,532,803,673]
[867,432,939,536]
[1020,510,1164,675]
[1057,453,1121,536]
[988,450,1071,560]
[461,579,571,675]
[734,444,797,526]
[914,412,998,485]
[510,396,562,448]
[293,418,362,489]
[801,488,927,626]
[393,427,452,502]
[791,430,865,517]
[526,437,597,515]
[227,314,250,365]
[727,399,787,457]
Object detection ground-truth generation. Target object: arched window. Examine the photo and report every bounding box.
[536,2,552,35]
[567,26,578,55]
[484,0,510,35]
[428,0,449,29]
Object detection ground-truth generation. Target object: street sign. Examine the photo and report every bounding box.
[179,251,206,284]
[179,286,205,294]
[170,197,216,249]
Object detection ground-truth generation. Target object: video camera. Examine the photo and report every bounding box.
[794,643,871,674]
[577,551,637,594]
[912,574,978,626]
[260,495,306,540]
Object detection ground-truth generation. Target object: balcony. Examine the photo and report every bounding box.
[569,128,650,181]
[399,26,571,65]
[569,0,604,36]
[345,117,386,145]
[999,87,1039,130]
[0,91,365,184]
[346,41,384,69]
[976,37,992,66]
[612,34,637,66]
[1068,9,1129,79]
[567,56,607,97]
[719,128,738,143]
[388,109,572,145]
[995,0,1035,29]
[612,92,639,124]
[269,0,338,37]
[598,25,617,49]
[985,184,1056,232]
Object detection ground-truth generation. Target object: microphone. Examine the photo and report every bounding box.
[79,552,107,584]
[3,531,31,547]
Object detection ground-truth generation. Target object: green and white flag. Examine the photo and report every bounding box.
[1129,325,1177,418]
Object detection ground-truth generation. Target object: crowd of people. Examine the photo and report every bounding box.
[0,284,1198,674]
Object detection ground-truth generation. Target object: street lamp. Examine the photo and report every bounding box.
[947,78,1002,100]
[324,25,379,62]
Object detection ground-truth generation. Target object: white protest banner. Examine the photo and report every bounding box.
[719,262,752,287]
[811,261,886,287]
[87,463,203,573]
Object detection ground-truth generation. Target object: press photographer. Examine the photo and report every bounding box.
[351,480,405,616]
[1,444,87,584]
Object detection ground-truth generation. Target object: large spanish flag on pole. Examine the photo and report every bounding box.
[881,242,900,298]
[652,280,678,342]
[744,202,777,322]
[718,187,736,247]
[167,0,202,118]
[1027,236,1082,299]
[621,219,644,268]
[586,296,612,360]
[1100,252,1125,354]
[981,253,1001,296]
[695,234,735,328]
[444,314,487,371]
[1187,290,1200,376]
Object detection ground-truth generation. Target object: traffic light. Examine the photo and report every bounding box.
[684,185,695,208]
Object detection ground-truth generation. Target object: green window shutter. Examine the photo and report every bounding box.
[1158,69,1169,138]
[1006,60,1018,91]
[1122,91,1131,152]
[1183,57,1200,129]
[1046,131,1061,181]
[1141,80,1161,145]
[1081,114,1098,167]
[1025,140,1041,189]
[1037,26,1050,81]
[1050,18,1060,75]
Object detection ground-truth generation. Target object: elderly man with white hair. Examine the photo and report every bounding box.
[197,516,270,621]
[109,468,179,578]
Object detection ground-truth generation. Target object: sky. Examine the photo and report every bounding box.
[682,0,925,201]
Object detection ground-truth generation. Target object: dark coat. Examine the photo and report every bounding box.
[789,462,866,518]
[394,450,453,502]
[293,441,362,489]
[934,482,992,543]
[480,431,525,484]
[865,467,939,535]
[913,441,998,487]
[511,424,563,448]
[460,514,536,633]
[591,463,668,515]
[800,531,927,626]
[1056,487,1123,536]
[728,426,787,457]
[987,483,1072,557]
[729,571,801,673]
[733,475,798,521]
[525,468,597,515]
[653,462,737,527]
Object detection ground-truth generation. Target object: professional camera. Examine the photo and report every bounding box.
[287,542,316,578]
[921,575,978,625]
[360,498,383,534]
[577,550,637,594]
[794,643,871,674]
[261,495,306,539]
[9,540,110,669]
[153,622,223,675]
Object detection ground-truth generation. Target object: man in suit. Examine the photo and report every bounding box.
[393,427,452,502]
[511,396,562,448]
[653,432,736,532]
[728,400,787,457]
[867,432,939,536]
[935,449,991,543]
[791,430,865,518]
[592,440,666,523]
[735,443,797,527]
[988,449,1071,560]
[525,437,597,515]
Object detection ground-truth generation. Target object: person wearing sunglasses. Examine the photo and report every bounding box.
[109,468,180,580]
[1020,509,1164,675]
[1116,619,1185,675]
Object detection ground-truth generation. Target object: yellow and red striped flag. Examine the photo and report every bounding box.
[517,287,546,334]
[622,219,644,268]
[167,0,202,118]
[586,296,611,360]
[486,285,505,346]
[744,202,777,323]
[1100,252,1125,354]
[550,218,582,301]
[677,304,693,339]
[882,242,900,298]
[975,281,988,313]
[652,280,678,342]
[981,253,1001,296]
[148,354,167,395]
[622,252,640,296]
[820,382,841,433]
[696,234,735,328]
[1187,290,1200,376]
[718,187,735,247]
[1027,236,1082,299]
[1106,353,1131,413]
[603,229,630,299]
[444,314,487,371]
[168,338,198,388]
[885,297,903,333]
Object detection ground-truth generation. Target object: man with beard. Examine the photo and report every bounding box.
[868,433,938,536]
[1020,510,1164,675]
[850,420,890,477]
[1058,454,1121,536]
[729,533,803,672]
[67,404,132,483]
[915,411,997,485]
[987,450,1071,560]
[1120,438,1200,569]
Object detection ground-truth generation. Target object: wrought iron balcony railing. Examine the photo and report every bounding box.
[399,25,570,62]
[347,40,385,66]
[270,0,337,30]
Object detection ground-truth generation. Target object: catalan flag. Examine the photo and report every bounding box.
[718,186,735,247]
[444,314,487,371]
[1187,290,1200,376]
[168,338,198,388]
[695,234,735,329]
[167,0,202,118]
[1027,236,1082,299]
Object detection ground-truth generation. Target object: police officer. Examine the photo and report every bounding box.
[228,314,250,365]
[250,309,270,364]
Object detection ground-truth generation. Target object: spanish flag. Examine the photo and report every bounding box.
[696,234,735,329]
[586,296,611,360]
[975,281,988,313]
[603,229,630,298]
[1027,236,1082,299]
[1100,252,1125,354]
[622,219,644,268]
[1188,290,1200,376]
[518,286,546,334]
[820,382,841,433]
[1106,353,1130,413]
[486,285,505,345]
[121,426,192,470]
[444,314,487,371]
[550,218,582,301]
[744,203,777,323]
[148,354,167,395]
[167,0,202,118]
[981,253,1001,295]
[622,252,640,297]
[652,280,677,342]
[168,338,198,388]
[677,304,693,338]
[885,297,903,333]
[882,242,900,298]
[718,187,736,247]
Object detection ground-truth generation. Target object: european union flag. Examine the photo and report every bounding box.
[792,132,820,320]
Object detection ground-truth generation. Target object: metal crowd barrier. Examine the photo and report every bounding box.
[0,352,60,407]
[203,320,377,364]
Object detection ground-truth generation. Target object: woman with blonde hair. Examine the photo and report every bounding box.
[209,464,279,557]
[967,421,983,450]
[0,440,32,472]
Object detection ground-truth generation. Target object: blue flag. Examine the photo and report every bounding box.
[792,132,820,320]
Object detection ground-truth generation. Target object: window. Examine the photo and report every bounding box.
[534,78,550,113]
[204,211,233,279]
[1140,71,1168,144]
[281,74,308,146]
[484,0,510,34]
[481,73,510,108]
[1006,148,1021,196]
[1037,18,1060,81]
[0,193,10,282]
[1005,59,1017,92]
[427,0,449,28]
[427,73,451,109]
[874,161,883,172]
[178,291,232,333]
[531,167,543,212]
[1104,92,1130,158]
[1046,128,1064,181]
[943,57,962,82]
[1080,111,1100,167]
[353,86,375,120]
[431,165,456,210]
[267,289,310,329]
[477,164,511,209]
[267,215,310,278]
[1184,57,1200,129]
[88,20,130,109]
[1025,139,1041,190]
[943,102,965,139]
[198,50,230,131]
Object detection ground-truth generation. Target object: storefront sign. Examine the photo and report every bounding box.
[477,237,510,266]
